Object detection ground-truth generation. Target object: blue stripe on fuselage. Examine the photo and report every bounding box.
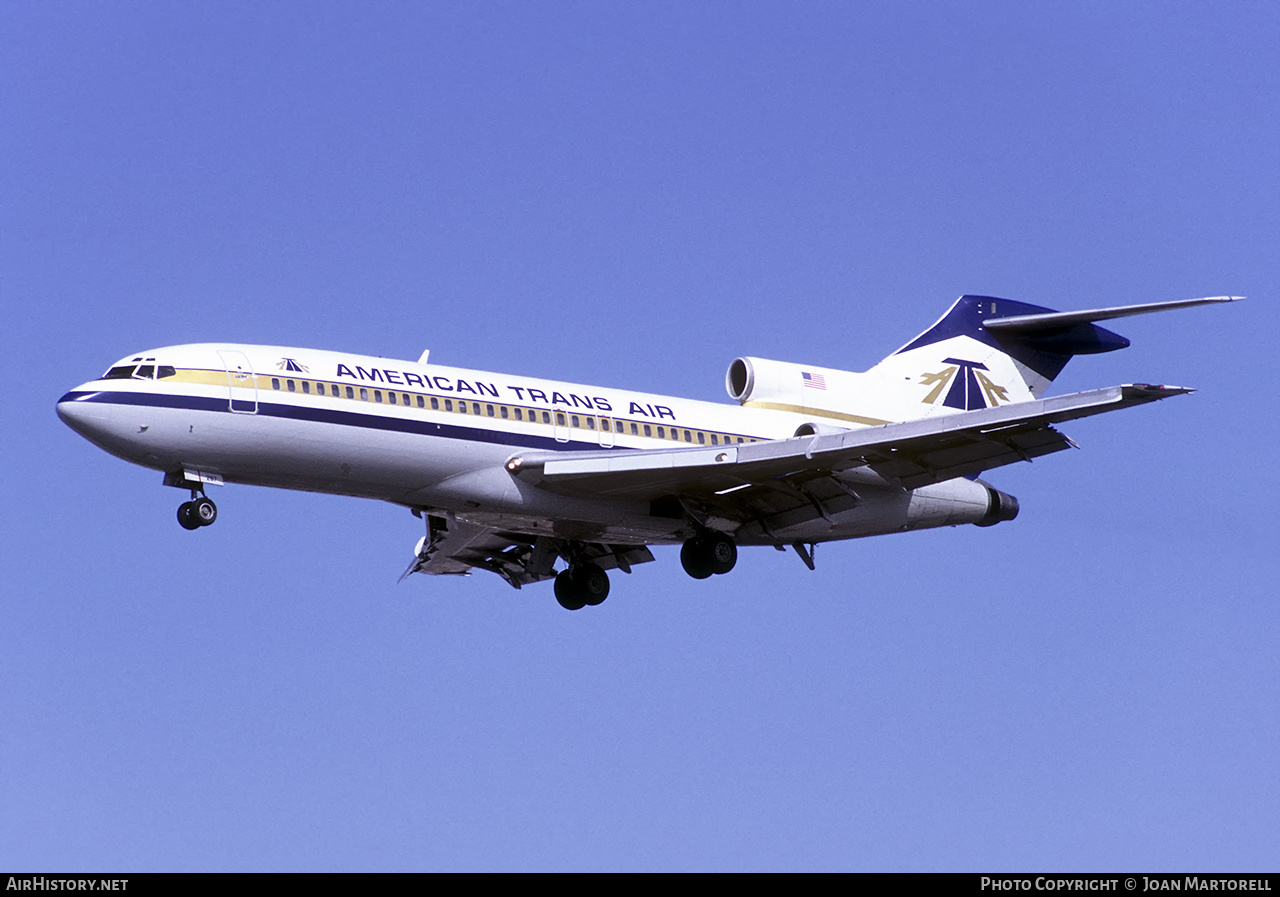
[57,390,611,454]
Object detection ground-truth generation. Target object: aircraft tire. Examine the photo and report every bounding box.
[705,533,737,575]
[177,501,201,530]
[554,569,587,611]
[191,496,218,527]
[576,564,610,606]
[680,538,714,579]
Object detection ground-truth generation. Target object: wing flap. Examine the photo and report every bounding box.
[402,516,655,588]
[861,422,1074,488]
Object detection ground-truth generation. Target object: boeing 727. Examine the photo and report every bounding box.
[56,294,1238,609]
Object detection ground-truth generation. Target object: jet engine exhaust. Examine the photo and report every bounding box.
[975,487,1020,527]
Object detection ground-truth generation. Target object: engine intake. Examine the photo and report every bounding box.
[726,356,855,408]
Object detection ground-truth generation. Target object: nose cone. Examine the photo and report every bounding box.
[57,389,95,435]
[57,384,171,471]
[57,387,122,453]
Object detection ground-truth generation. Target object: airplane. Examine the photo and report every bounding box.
[57,293,1238,610]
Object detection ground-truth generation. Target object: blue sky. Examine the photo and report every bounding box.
[4,1,1277,871]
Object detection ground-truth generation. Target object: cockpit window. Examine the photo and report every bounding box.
[103,358,173,380]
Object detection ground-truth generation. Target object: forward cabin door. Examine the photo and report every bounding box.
[217,349,258,413]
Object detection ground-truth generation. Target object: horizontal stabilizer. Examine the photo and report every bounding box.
[983,296,1243,332]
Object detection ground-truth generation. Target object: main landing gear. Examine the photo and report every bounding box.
[680,531,737,580]
[177,495,217,530]
[554,563,610,611]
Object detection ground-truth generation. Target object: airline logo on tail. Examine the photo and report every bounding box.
[919,358,1010,410]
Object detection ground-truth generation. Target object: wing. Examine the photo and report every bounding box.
[401,513,655,589]
[507,383,1191,509]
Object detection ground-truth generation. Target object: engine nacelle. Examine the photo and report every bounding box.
[726,356,865,414]
[792,421,849,437]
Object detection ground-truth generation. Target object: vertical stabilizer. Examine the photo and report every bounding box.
[866,295,1130,419]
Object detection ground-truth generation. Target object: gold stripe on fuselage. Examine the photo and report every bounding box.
[741,401,890,427]
[116,368,767,448]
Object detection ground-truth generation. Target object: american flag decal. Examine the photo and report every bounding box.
[802,371,827,390]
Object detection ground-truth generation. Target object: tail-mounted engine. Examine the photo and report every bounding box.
[726,356,863,417]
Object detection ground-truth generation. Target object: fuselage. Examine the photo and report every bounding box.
[56,342,998,547]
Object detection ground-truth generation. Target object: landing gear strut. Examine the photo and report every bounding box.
[554,563,610,610]
[680,532,737,579]
[178,495,217,530]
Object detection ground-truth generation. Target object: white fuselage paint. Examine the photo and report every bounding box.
[57,342,995,546]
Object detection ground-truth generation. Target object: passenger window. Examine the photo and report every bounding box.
[644,424,652,437]
[272,378,281,390]
[542,411,551,424]
[571,415,580,428]
[500,406,508,419]
[360,387,369,401]
[315,383,325,396]
[514,408,522,421]
[556,413,566,426]
[630,423,639,436]
[302,381,311,394]
[444,399,453,412]
[459,401,468,413]
[346,386,355,399]
[697,432,705,444]
[600,419,610,432]
[656,426,665,439]
[418,396,426,408]
[710,434,719,445]
[287,380,296,392]
[486,404,495,417]
[586,417,596,430]
[388,392,396,404]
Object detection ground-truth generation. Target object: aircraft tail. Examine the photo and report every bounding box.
[727,295,1237,427]
[865,294,1239,416]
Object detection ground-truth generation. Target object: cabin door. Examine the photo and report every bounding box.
[217,350,258,413]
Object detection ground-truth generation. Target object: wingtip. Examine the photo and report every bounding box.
[1125,383,1196,399]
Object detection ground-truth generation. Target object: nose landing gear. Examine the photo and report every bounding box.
[177,495,217,530]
